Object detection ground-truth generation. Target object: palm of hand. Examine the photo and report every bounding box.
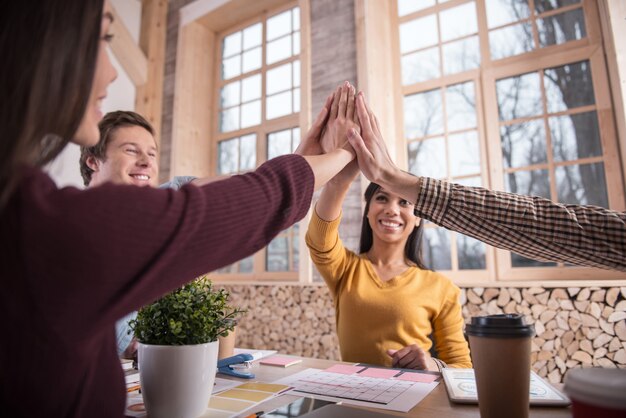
[321,117,360,154]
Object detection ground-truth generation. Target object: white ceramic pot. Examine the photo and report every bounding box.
[138,341,219,418]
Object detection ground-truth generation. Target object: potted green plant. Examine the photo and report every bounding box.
[129,276,245,418]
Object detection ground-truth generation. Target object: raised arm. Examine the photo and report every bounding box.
[315,82,360,221]
[295,85,355,191]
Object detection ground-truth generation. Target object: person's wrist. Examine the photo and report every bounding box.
[379,166,404,189]
[430,357,447,372]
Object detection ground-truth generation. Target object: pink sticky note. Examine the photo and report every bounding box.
[395,372,439,383]
[259,356,302,367]
[358,368,400,379]
[324,364,366,375]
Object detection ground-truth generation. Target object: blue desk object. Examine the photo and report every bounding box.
[217,353,255,379]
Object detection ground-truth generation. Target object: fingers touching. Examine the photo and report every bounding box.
[386,345,429,370]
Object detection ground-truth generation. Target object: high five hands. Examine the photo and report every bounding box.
[296,81,399,187]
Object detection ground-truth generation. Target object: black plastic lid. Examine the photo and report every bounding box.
[466,314,535,338]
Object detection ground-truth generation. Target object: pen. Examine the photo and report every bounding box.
[243,411,264,418]
[126,384,141,392]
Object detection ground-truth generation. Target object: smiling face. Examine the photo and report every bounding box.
[73,1,118,147]
[87,125,159,187]
[366,187,420,246]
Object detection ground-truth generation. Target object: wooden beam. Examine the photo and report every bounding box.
[599,0,626,187]
[135,0,168,145]
[171,21,215,178]
[354,0,403,168]
[109,2,148,86]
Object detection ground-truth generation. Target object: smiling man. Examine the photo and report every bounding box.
[79,110,202,357]
[80,110,197,189]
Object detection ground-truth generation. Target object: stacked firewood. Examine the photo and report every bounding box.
[461,287,626,383]
[222,284,625,383]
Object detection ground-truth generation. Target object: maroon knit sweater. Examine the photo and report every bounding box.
[0,155,313,417]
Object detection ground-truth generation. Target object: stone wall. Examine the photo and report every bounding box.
[160,0,197,183]
[221,284,626,383]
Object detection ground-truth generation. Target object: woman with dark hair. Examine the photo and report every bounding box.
[0,1,355,416]
[306,92,471,371]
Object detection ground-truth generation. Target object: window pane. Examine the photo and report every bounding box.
[455,176,482,187]
[496,72,542,121]
[408,137,447,178]
[267,35,292,65]
[242,47,262,73]
[268,129,292,159]
[504,169,551,198]
[544,61,595,113]
[404,89,443,138]
[267,63,292,95]
[266,90,292,119]
[240,100,261,128]
[293,224,299,271]
[550,111,602,162]
[485,0,531,28]
[457,234,486,270]
[489,22,534,60]
[556,162,608,207]
[442,35,480,75]
[220,107,240,132]
[440,2,477,42]
[398,0,435,16]
[292,128,301,151]
[293,8,300,31]
[240,134,256,171]
[223,31,242,57]
[402,47,440,85]
[267,10,292,41]
[293,32,301,55]
[400,15,438,53]
[293,87,300,113]
[501,119,547,168]
[216,264,235,274]
[222,55,241,80]
[267,236,289,271]
[446,82,476,131]
[239,256,253,273]
[423,227,452,271]
[449,131,480,177]
[511,252,556,267]
[221,81,240,108]
[538,8,586,48]
[534,0,581,13]
[243,23,262,50]
[218,138,238,174]
[293,60,301,87]
[241,74,261,102]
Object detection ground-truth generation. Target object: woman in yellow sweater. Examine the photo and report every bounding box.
[306,90,471,371]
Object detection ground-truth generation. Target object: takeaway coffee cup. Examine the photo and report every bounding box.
[564,368,626,418]
[466,314,535,418]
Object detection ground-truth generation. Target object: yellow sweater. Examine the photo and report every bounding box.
[306,211,472,368]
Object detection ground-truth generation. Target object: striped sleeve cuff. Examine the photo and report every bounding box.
[414,177,453,225]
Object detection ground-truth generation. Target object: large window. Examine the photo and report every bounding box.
[395,0,625,281]
[212,3,304,280]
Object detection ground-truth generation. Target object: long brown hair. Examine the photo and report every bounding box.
[0,0,103,207]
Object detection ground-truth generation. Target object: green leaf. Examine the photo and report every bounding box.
[129,276,246,345]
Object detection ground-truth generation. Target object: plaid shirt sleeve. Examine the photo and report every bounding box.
[414,177,626,272]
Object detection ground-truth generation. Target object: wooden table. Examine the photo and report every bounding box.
[227,356,572,418]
